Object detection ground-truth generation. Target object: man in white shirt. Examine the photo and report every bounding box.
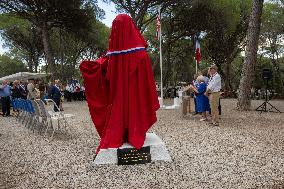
[27,78,37,100]
[205,65,221,126]
[65,84,72,102]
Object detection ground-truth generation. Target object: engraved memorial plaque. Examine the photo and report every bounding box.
[117,146,151,165]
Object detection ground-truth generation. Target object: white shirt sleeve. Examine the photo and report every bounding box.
[207,74,221,92]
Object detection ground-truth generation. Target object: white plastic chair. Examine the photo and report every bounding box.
[44,99,75,139]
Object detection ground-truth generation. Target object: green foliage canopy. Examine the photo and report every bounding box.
[0,54,27,77]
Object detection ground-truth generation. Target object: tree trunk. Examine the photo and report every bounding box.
[59,28,64,81]
[41,22,55,80]
[33,55,39,73]
[221,64,233,97]
[237,0,264,110]
[163,48,171,88]
[28,53,33,72]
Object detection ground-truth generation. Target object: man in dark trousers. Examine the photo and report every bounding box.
[12,80,22,99]
[0,80,12,117]
[50,80,62,112]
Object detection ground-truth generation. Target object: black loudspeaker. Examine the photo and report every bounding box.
[256,68,281,113]
[262,68,272,80]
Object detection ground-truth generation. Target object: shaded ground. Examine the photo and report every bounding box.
[0,99,283,189]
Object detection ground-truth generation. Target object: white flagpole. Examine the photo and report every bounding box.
[159,6,163,108]
[196,60,198,74]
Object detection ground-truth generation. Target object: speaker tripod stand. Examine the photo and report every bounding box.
[255,80,281,113]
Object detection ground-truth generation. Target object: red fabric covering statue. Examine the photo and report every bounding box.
[80,14,159,153]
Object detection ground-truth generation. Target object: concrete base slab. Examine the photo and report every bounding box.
[94,133,171,165]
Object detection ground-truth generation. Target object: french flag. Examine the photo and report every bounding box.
[195,39,201,64]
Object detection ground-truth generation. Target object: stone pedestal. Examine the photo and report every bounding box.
[174,97,181,107]
[93,133,171,165]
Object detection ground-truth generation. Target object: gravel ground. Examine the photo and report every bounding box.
[0,99,283,189]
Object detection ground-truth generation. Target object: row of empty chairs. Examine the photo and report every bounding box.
[12,98,75,139]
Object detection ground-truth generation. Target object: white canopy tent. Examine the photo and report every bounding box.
[0,72,50,82]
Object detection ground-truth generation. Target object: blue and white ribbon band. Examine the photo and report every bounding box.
[106,47,145,56]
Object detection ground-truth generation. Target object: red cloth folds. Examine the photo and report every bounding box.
[80,57,109,138]
[108,14,148,52]
[80,14,159,153]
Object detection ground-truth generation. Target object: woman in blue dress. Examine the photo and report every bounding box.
[190,75,210,121]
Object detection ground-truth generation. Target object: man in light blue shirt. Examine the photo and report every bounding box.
[0,80,12,117]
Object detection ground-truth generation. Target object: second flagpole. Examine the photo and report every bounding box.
[159,6,164,108]
[196,60,198,74]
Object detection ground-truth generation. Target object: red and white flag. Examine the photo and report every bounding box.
[156,12,161,39]
[195,39,201,64]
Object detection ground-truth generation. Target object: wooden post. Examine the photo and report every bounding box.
[182,96,191,116]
